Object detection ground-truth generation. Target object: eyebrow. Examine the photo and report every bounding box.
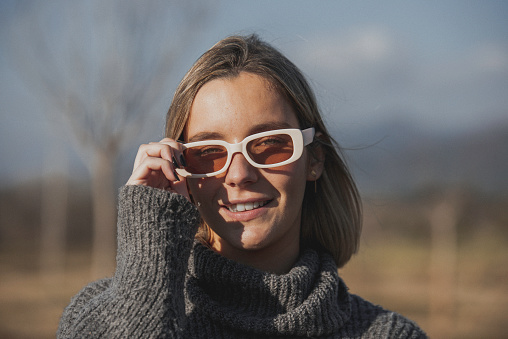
[249,122,294,134]
[187,131,224,143]
[187,121,295,143]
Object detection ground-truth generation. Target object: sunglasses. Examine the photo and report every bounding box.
[175,127,315,178]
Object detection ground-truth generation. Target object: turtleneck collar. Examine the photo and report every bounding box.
[186,242,351,337]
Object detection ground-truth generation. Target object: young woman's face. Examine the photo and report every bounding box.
[185,72,311,262]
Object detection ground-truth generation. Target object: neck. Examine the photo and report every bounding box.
[209,236,300,274]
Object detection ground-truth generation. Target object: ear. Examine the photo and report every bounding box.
[306,133,325,181]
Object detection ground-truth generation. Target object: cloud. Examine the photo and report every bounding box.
[294,26,508,89]
[471,43,508,74]
[296,26,400,76]
[290,26,418,101]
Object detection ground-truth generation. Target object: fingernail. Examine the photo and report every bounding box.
[173,169,180,181]
[172,156,179,168]
[179,154,187,167]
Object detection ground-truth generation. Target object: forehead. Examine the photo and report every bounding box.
[185,73,299,142]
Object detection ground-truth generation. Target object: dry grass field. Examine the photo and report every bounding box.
[341,235,508,339]
[1,235,507,338]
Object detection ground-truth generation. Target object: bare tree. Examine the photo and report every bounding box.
[6,0,211,278]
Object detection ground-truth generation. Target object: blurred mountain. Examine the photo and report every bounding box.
[341,118,508,195]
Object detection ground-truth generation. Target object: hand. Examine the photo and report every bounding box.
[126,138,190,201]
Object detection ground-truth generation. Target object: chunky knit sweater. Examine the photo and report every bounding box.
[57,185,426,338]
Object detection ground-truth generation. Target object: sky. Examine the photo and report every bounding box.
[1,0,507,187]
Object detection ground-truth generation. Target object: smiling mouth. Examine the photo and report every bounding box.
[227,200,271,212]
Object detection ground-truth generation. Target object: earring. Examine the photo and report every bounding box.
[311,170,317,193]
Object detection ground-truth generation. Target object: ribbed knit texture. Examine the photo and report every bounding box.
[57,185,427,338]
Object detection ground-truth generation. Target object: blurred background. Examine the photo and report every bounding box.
[1,1,507,338]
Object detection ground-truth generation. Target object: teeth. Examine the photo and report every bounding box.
[228,201,268,212]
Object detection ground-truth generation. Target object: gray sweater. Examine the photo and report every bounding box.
[57,185,427,338]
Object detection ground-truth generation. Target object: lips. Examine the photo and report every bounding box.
[227,200,270,212]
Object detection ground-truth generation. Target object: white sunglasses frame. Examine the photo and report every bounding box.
[175,127,315,178]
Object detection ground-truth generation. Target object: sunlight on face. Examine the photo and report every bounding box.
[185,72,310,270]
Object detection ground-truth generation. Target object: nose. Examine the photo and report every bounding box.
[224,152,258,187]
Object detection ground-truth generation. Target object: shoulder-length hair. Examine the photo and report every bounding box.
[165,34,362,268]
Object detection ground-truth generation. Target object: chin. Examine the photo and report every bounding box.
[238,233,271,251]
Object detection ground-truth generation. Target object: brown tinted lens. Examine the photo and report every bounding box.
[247,134,294,165]
[183,145,228,174]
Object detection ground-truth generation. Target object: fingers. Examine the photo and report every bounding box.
[127,138,187,191]
[128,156,178,186]
[133,138,183,172]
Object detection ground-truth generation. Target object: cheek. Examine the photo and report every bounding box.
[286,174,307,200]
[272,161,308,201]
[187,178,220,209]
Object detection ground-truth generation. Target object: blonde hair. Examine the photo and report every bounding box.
[165,34,362,268]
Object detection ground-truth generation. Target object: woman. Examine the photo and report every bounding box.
[58,34,426,338]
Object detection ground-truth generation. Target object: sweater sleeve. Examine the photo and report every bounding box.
[57,185,200,339]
